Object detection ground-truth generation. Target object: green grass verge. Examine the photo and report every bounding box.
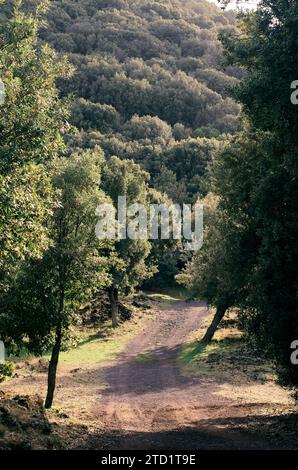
[178,335,243,376]
[145,287,190,308]
[177,322,276,383]
[45,317,151,369]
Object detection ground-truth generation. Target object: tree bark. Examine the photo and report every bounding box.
[201,304,228,344]
[45,324,62,409]
[109,286,119,328]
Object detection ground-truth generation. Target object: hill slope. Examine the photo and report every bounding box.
[0,0,242,203]
[42,0,241,134]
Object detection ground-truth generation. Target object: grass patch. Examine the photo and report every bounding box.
[146,293,179,302]
[178,336,242,376]
[8,294,156,374]
[45,314,153,370]
[133,351,157,364]
[57,333,124,368]
[161,286,189,300]
[178,309,275,383]
[145,287,190,310]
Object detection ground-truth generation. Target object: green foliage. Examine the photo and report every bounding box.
[71,99,121,133]
[12,0,241,201]
[0,0,73,276]
[123,115,173,144]
[101,156,155,295]
[0,0,73,172]
[153,166,188,205]
[180,1,298,385]
[219,0,298,384]
[162,137,220,202]
[0,165,54,273]
[144,188,184,288]
[176,192,247,308]
[0,149,110,353]
[0,361,15,382]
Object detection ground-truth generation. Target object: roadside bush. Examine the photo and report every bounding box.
[0,362,15,382]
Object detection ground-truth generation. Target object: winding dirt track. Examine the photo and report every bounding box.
[90,301,283,450]
[2,299,295,449]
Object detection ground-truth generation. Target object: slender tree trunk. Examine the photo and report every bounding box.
[201,304,228,344]
[109,286,119,328]
[45,324,62,409]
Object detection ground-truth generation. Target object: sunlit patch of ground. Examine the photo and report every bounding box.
[1,297,157,424]
[2,298,297,450]
[177,309,296,437]
[145,286,189,303]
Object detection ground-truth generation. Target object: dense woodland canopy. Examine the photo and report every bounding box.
[42,0,241,130]
[0,0,241,204]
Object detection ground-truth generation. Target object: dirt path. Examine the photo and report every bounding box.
[2,299,296,450]
[88,301,295,450]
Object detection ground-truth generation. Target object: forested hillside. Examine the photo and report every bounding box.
[0,0,241,203]
[44,0,240,129]
[0,0,298,452]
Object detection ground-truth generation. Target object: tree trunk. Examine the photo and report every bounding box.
[109,286,119,328]
[201,304,228,344]
[45,324,62,409]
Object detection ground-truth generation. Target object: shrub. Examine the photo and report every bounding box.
[0,362,15,382]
